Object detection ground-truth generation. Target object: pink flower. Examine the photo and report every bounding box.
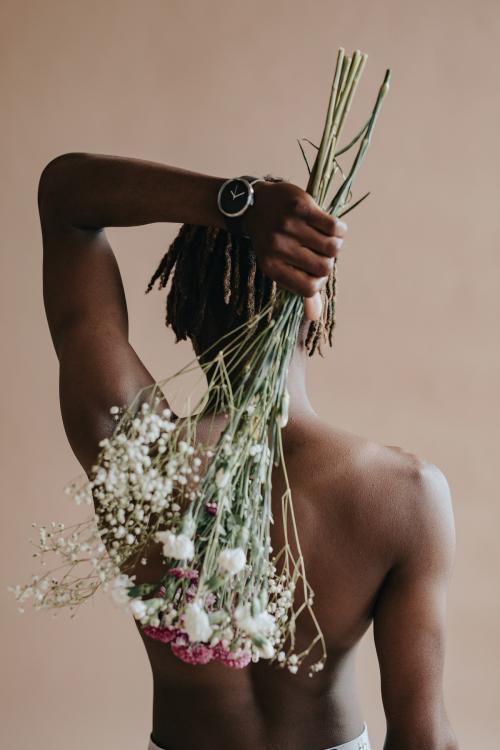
[213,643,252,669]
[171,639,215,665]
[205,502,218,516]
[143,627,251,669]
[185,583,198,602]
[204,592,217,610]
[168,567,199,581]
[142,625,179,644]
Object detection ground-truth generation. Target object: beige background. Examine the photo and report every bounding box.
[1,1,499,748]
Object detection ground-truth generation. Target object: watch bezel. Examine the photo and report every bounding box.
[217,177,256,218]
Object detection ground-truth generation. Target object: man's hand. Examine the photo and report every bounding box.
[242,180,347,321]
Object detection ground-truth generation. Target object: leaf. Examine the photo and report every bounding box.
[334,117,370,157]
[337,191,371,218]
[296,139,312,175]
[127,582,159,598]
[300,137,320,150]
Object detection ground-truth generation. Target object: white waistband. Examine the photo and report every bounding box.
[325,722,371,750]
[148,722,371,750]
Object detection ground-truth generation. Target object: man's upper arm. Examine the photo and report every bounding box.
[373,463,458,749]
[39,158,166,475]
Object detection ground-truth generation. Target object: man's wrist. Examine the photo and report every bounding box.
[240,179,267,237]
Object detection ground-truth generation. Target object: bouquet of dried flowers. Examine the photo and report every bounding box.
[9,48,390,677]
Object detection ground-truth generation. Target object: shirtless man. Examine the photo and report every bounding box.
[38,152,459,750]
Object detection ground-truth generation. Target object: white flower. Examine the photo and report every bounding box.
[183,601,213,642]
[129,598,148,620]
[218,548,246,576]
[145,597,167,615]
[215,467,230,488]
[180,513,196,539]
[256,639,275,659]
[234,603,276,637]
[155,530,194,560]
[110,573,135,607]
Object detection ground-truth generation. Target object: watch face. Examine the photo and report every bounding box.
[219,178,251,217]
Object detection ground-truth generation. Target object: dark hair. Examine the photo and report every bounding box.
[145,176,337,358]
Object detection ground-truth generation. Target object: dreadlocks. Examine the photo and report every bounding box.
[145,175,338,358]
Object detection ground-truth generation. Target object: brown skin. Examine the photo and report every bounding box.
[38,152,459,750]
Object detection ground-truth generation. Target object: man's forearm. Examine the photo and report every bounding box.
[37,152,229,231]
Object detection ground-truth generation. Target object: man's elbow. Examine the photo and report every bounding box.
[37,152,89,221]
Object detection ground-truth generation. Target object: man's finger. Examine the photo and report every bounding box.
[306,203,347,238]
[304,292,323,321]
[284,244,335,276]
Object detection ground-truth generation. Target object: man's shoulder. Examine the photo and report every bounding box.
[307,420,453,558]
[308,418,428,490]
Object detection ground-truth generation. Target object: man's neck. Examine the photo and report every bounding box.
[199,337,316,426]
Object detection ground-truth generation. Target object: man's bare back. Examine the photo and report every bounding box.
[134,412,456,750]
[37,152,459,749]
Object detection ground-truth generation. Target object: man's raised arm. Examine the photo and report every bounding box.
[38,151,229,230]
[37,152,347,317]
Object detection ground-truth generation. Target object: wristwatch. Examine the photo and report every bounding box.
[217,175,263,238]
